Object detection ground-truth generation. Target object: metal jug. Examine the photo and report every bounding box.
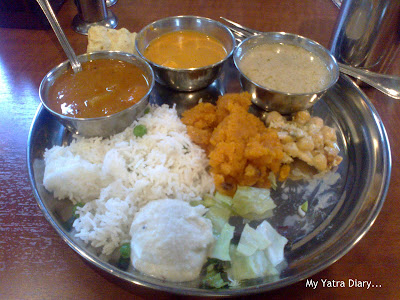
[330,0,400,74]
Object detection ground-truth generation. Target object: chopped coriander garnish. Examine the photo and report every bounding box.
[298,201,308,217]
[72,202,84,218]
[300,201,308,213]
[119,243,131,259]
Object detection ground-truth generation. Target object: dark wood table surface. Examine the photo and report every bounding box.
[1,0,399,299]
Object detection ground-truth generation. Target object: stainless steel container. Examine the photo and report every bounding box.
[234,33,339,114]
[72,0,118,35]
[39,51,154,138]
[135,16,235,92]
[330,0,400,73]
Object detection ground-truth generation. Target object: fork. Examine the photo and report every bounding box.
[220,17,400,100]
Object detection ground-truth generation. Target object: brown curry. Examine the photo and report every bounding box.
[47,59,149,118]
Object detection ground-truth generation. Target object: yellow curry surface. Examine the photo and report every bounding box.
[143,30,227,69]
[182,92,289,195]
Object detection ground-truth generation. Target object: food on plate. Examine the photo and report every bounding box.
[133,124,147,137]
[298,200,308,217]
[239,43,331,93]
[43,99,289,285]
[231,186,276,219]
[87,26,137,54]
[116,242,131,270]
[130,199,214,282]
[182,92,342,194]
[197,186,287,288]
[182,92,290,195]
[264,110,342,173]
[228,220,287,281]
[143,30,227,69]
[43,105,214,255]
[46,58,150,118]
[42,80,341,286]
[200,185,277,238]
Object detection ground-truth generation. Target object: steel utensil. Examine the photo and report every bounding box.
[221,17,400,99]
[135,16,235,91]
[36,0,82,73]
[38,51,154,137]
[233,32,339,113]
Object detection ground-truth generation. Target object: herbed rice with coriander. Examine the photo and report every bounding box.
[43,105,215,255]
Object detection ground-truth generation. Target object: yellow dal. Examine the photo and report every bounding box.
[143,30,227,69]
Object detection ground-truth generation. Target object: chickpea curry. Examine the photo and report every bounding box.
[182,92,343,195]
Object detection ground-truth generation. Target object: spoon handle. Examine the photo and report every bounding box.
[338,63,400,99]
[36,0,82,73]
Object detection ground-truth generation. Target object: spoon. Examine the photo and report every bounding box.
[221,17,400,100]
[37,0,82,73]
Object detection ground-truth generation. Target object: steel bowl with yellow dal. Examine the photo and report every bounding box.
[135,16,235,91]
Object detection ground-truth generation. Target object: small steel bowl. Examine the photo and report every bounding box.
[234,32,339,114]
[135,15,235,91]
[39,51,154,137]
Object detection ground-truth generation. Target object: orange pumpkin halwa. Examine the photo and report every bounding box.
[182,92,289,195]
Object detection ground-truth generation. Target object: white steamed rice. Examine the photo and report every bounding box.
[43,105,215,255]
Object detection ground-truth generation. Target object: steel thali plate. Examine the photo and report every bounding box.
[27,61,391,296]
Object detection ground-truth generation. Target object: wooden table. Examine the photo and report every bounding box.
[1,0,399,299]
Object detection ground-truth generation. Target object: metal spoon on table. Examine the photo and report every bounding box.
[221,17,400,100]
[36,0,82,73]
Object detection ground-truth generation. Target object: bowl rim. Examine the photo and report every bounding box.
[135,15,236,72]
[233,32,340,96]
[39,51,155,121]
